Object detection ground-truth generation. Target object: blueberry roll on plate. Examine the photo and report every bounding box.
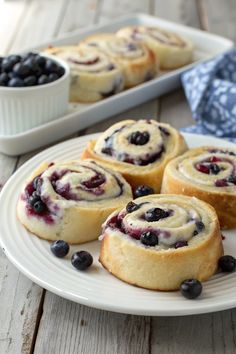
[17,160,132,243]
[44,45,124,102]
[117,25,193,70]
[162,146,236,229]
[83,33,157,87]
[81,119,188,193]
[99,194,223,291]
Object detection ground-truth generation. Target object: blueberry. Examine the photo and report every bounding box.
[134,185,154,198]
[101,147,113,156]
[56,66,65,77]
[33,176,41,191]
[0,56,3,65]
[33,200,46,214]
[209,164,221,175]
[71,251,93,270]
[38,74,49,85]
[13,63,31,78]
[107,64,115,71]
[24,75,37,86]
[174,241,188,249]
[29,191,41,206]
[1,58,15,73]
[34,55,46,68]
[126,201,140,213]
[129,131,150,145]
[196,221,205,232]
[8,54,21,66]
[227,176,236,184]
[180,279,202,299]
[48,73,59,82]
[145,208,169,222]
[45,59,59,73]
[21,52,37,60]
[218,255,236,272]
[8,77,24,87]
[0,72,9,86]
[24,58,42,76]
[140,231,158,246]
[50,240,70,258]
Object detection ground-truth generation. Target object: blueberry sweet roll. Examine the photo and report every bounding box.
[17,160,132,243]
[117,25,193,70]
[44,45,124,102]
[162,146,236,229]
[83,33,157,87]
[99,194,223,290]
[81,119,188,193]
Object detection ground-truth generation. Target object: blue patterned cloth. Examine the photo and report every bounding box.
[181,48,236,142]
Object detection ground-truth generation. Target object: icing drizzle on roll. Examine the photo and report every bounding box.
[103,196,206,250]
[178,148,236,188]
[94,119,171,166]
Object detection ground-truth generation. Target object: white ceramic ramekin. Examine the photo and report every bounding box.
[0,54,70,135]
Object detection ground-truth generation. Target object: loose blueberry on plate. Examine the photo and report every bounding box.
[71,251,93,270]
[218,255,236,272]
[134,185,154,198]
[126,201,140,213]
[140,231,158,246]
[50,240,70,258]
[180,279,202,299]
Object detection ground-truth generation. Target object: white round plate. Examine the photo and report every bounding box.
[0,133,236,316]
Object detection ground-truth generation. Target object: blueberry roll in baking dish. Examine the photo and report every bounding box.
[83,33,157,87]
[99,194,223,291]
[162,146,236,229]
[44,45,124,102]
[17,160,132,243]
[117,25,194,70]
[81,119,188,193]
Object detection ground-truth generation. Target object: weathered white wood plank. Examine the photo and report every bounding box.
[205,0,236,42]
[154,0,201,27]
[0,0,30,55]
[35,292,150,354]
[10,0,68,52]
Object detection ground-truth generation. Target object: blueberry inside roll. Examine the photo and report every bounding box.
[17,160,132,243]
[81,119,188,192]
[99,194,223,290]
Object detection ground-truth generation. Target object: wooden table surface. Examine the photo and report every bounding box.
[0,0,235,353]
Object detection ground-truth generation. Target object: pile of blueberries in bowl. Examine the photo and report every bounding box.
[0,52,65,87]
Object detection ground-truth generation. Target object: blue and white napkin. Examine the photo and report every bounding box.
[181,48,236,142]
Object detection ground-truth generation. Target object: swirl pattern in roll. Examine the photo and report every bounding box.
[162,146,236,229]
[81,119,188,192]
[17,160,132,243]
[82,33,157,87]
[44,45,124,102]
[117,25,194,70]
[99,194,223,290]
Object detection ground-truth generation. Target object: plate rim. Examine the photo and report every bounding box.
[1,132,236,316]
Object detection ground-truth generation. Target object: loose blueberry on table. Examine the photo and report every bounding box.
[71,251,93,271]
[50,240,70,258]
[0,52,65,87]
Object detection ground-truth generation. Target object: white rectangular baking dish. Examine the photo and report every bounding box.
[0,13,233,156]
